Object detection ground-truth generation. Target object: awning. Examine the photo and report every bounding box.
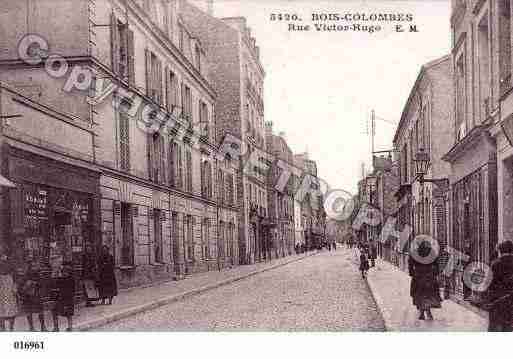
[0,175,16,188]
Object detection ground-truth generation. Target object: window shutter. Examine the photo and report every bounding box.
[110,13,120,75]
[160,136,166,184]
[145,49,151,97]
[156,57,163,105]
[165,67,171,112]
[147,133,154,181]
[127,29,135,86]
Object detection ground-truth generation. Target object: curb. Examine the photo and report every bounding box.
[365,271,392,332]
[76,252,317,331]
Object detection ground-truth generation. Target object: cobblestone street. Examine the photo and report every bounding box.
[98,250,385,331]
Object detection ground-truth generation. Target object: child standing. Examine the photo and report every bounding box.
[51,262,75,332]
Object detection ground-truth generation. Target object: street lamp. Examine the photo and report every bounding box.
[414,148,449,191]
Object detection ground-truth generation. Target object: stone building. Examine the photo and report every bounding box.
[265,124,295,258]
[294,153,326,250]
[392,55,454,273]
[0,0,238,289]
[180,1,269,264]
[373,155,400,264]
[444,0,498,302]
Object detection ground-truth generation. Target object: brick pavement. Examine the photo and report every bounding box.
[9,252,316,332]
[366,257,488,331]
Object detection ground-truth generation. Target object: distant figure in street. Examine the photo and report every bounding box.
[51,261,76,331]
[97,245,118,305]
[0,253,18,331]
[359,250,370,278]
[408,243,441,321]
[369,242,377,267]
[487,240,513,332]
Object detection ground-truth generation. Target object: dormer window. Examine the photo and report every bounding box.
[195,45,201,72]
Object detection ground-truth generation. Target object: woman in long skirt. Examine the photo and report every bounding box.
[0,254,18,331]
[97,245,118,305]
[408,243,441,320]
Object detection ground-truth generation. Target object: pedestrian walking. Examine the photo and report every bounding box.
[21,261,47,331]
[82,245,99,307]
[408,243,441,321]
[97,245,117,305]
[51,261,76,331]
[0,253,18,331]
[359,250,370,278]
[486,240,513,332]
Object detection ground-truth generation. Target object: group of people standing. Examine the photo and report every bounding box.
[0,245,117,332]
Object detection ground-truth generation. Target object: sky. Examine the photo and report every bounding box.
[191,0,451,194]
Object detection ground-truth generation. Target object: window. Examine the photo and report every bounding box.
[154,209,163,263]
[500,0,512,94]
[202,218,210,259]
[186,150,192,192]
[199,100,209,139]
[149,134,165,183]
[145,50,163,104]
[119,111,130,171]
[166,70,179,112]
[186,215,194,261]
[120,203,134,266]
[228,223,235,258]
[110,15,134,83]
[423,105,430,157]
[226,173,234,206]
[179,25,184,51]
[218,221,225,259]
[177,145,184,189]
[218,170,225,204]
[168,141,176,187]
[195,45,201,72]
[181,83,192,121]
[201,161,212,199]
[455,52,466,136]
[478,14,491,122]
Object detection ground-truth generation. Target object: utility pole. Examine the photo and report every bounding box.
[371,109,376,170]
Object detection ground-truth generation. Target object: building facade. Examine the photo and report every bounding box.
[180,1,269,265]
[0,0,239,289]
[392,55,453,273]
[265,125,295,258]
[444,0,498,302]
[294,153,326,250]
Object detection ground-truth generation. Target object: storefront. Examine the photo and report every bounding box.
[1,146,100,305]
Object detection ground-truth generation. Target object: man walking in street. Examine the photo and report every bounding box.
[487,240,513,331]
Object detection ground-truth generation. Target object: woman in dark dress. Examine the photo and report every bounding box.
[51,262,75,331]
[408,243,441,320]
[21,261,47,331]
[359,250,370,278]
[97,245,117,305]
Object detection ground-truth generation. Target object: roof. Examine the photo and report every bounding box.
[393,54,451,144]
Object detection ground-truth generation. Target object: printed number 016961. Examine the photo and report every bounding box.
[13,341,44,350]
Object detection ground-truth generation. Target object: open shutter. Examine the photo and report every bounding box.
[156,57,162,105]
[127,29,135,86]
[148,209,155,265]
[110,13,120,75]
[169,142,175,187]
[165,67,170,112]
[145,49,151,97]
[147,133,154,181]
[113,201,122,265]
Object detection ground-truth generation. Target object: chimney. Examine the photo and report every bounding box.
[207,0,213,15]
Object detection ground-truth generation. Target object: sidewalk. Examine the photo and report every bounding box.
[366,258,488,331]
[12,252,316,332]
